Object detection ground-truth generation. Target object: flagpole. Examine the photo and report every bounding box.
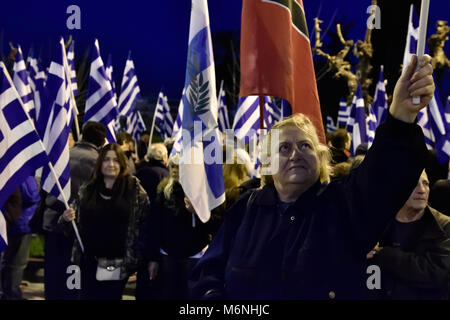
[412,0,430,105]
[1,61,85,253]
[259,95,265,130]
[61,40,81,141]
[147,102,158,154]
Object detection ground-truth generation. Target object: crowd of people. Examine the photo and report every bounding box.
[0,54,449,300]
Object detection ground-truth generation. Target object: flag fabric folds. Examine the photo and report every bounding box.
[39,38,72,201]
[26,49,46,122]
[217,80,230,133]
[372,66,388,127]
[67,41,78,97]
[240,0,325,142]
[346,84,367,156]
[84,39,118,143]
[233,95,269,144]
[337,98,350,128]
[0,209,7,253]
[403,5,450,163]
[13,45,35,120]
[154,90,174,141]
[117,52,140,117]
[179,0,225,223]
[0,61,48,209]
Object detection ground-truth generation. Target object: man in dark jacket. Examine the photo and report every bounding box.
[43,121,106,300]
[136,143,169,203]
[367,171,450,299]
[190,54,435,299]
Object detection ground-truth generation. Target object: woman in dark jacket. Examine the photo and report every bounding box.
[60,143,149,300]
[142,153,213,299]
[190,54,435,299]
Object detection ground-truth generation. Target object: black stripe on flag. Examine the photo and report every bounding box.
[264,0,309,38]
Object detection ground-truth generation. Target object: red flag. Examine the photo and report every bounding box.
[240,0,325,143]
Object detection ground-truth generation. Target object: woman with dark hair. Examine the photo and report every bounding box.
[60,143,149,300]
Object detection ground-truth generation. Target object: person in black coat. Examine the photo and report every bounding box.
[136,143,169,203]
[190,54,435,299]
[140,153,215,299]
[367,170,450,300]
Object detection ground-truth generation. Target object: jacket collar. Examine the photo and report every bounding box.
[255,180,324,208]
[74,141,99,151]
[421,206,448,240]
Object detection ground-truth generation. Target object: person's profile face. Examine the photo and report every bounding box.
[405,171,430,211]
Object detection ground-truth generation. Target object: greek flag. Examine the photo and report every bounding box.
[170,89,185,155]
[26,49,46,122]
[67,41,78,97]
[84,39,118,143]
[13,45,35,121]
[265,97,281,130]
[117,52,140,117]
[127,109,146,141]
[0,209,6,253]
[39,38,72,201]
[154,90,174,141]
[217,80,230,132]
[445,96,450,126]
[105,54,117,102]
[373,66,388,126]
[232,95,269,145]
[367,104,377,148]
[0,61,48,209]
[346,84,367,156]
[179,0,225,223]
[337,98,350,128]
[326,116,337,133]
[403,5,450,163]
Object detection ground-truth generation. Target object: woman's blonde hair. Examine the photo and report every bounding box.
[261,113,332,185]
[162,153,180,200]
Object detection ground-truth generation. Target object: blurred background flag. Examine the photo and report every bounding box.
[346,84,368,156]
[0,61,48,209]
[372,66,388,126]
[232,95,269,145]
[13,45,35,121]
[117,52,140,117]
[217,80,230,133]
[337,98,350,128]
[154,90,174,141]
[179,0,225,223]
[84,39,118,143]
[0,209,6,253]
[67,41,78,98]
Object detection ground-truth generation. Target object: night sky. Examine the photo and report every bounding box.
[0,0,448,112]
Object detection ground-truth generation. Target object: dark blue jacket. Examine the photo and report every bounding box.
[190,115,428,300]
[8,176,40,236]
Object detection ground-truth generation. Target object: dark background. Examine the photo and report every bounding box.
[0,0,448,128]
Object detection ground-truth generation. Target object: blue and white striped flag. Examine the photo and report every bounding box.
[445,96,450,126]
[367,104,377,148]
[170,89,185,155]
[26,49,46,122]
[179,0,225,222]
[0,209,6,253]
[265,97,281,130]
[232,95,269,145]
[13,45,35,121]
[346,84,368,156]
[217,80,230,133]
[105,53,117,102]
[39,38,72,201]
[337,98,350,128]
[84,39,118,143]
[403,5,450,163]
[117,52,140,117]
[154,90,174,141]
[67,41,78,97]
[373,66,388,127]
[326,116,337,133]
[127,109,146,141]
[0,61,48,209]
